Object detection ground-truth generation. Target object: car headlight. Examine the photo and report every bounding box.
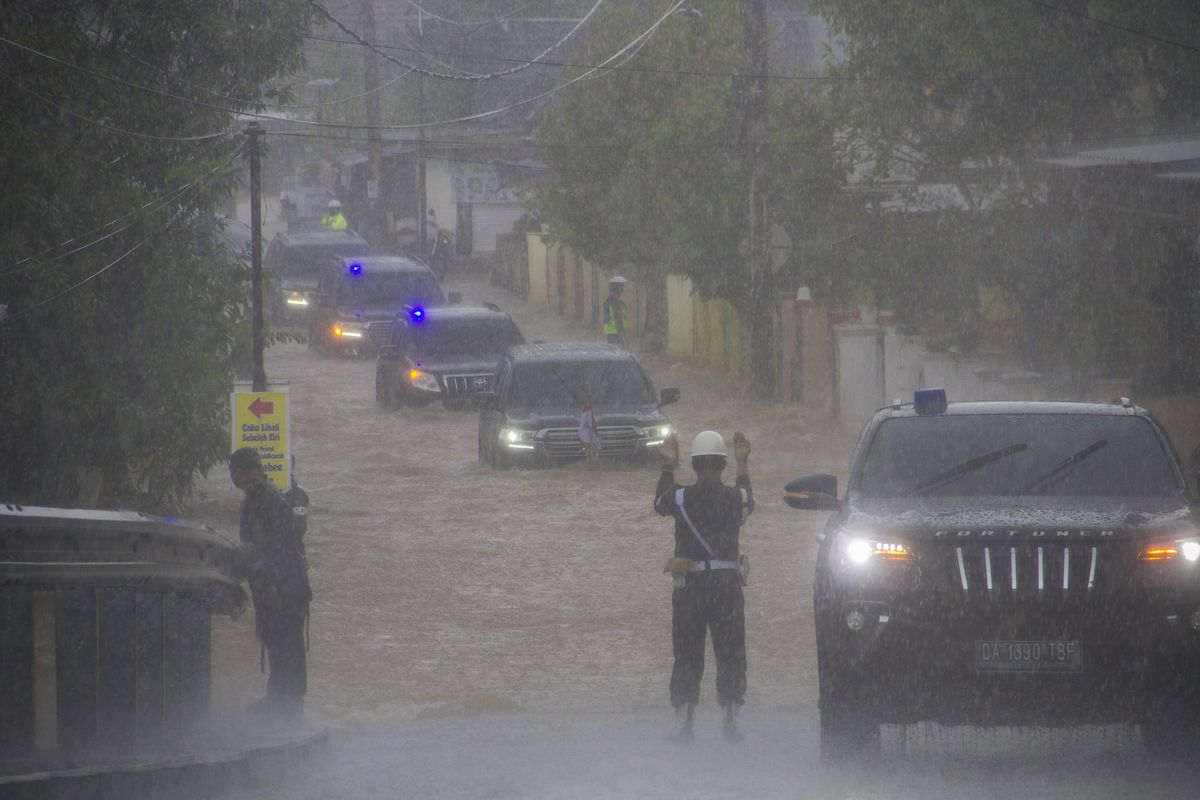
[840,533,912,565]
[332,321,364,339]
[285,291,309,307]
[640,423,674,445]
[408,370,441,393]
[499,427,536,449]
[1138,537,1200,562]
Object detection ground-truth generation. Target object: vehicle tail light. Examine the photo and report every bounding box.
[1139,544,1179,561]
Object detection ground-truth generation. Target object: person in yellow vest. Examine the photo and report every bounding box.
[602,276,627,345]
[322,200,347,231]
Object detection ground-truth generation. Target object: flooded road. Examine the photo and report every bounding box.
[191,271,1198,799]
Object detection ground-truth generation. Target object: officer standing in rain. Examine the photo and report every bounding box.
[602,276,627,344]
[229,447,312,717]
[654,430,753,742]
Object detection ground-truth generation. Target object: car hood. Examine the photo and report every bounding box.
[278,276,319,292]
[843,495,1194,542]
[504,404,665,429]
[333,304,400,322]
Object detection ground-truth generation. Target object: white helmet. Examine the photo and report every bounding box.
[609,275,626,285]
[690,430,726,459]
[328,199,342,210]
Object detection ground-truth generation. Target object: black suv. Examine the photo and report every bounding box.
[478,342,679,469]
[785,391,1200,757]
[264,230,370,323]
[375,303,525,410]
[308,255,451,356]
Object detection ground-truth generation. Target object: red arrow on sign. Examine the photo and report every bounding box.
[247,396,275,419]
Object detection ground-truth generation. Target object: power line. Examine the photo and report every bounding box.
[402,0,504,27]
[0,150,243,280]
[2,152,242,322]
[1027,0,1200,56]
[309,0,603,82]
[0,5,687,133]
[1,71,233,142]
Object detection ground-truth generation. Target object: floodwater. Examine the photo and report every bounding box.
[192,271,1200,799]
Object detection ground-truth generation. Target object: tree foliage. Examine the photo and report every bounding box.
[0,1,313,509]
[533,0,840,351]
[812,0,1200,385]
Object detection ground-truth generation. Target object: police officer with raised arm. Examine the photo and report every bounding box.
[654,430,753,742]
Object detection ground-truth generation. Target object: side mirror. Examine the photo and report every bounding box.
[448,291,463,305]
[660,387,681,406]
[784,474,840,511]
[473,390,498,409]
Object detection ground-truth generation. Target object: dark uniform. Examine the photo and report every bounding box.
[654,468,753,709]
[239,481,311,711]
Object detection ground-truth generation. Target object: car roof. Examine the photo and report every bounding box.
[272,230,368,247]
[877,400,1145,419]
[506,342,638,364]
[401,305,512,322]
[331,255,432,273]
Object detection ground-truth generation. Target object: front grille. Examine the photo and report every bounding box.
[544,426,639,458]
[365,320,392,347]
[443,373,493,397]
[946,543,1102,598]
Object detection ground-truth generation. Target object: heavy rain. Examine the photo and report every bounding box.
[4,2,1200,799]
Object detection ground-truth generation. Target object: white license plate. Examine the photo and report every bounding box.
[975,640,1083,673]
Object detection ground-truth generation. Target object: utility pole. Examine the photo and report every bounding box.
[245,122,267,392]
[742,0,773,399]
[414,8,427,253]
[362,0,383,236]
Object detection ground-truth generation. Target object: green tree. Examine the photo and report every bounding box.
[0,1,313,509]
[534,1,840,359]
[812,0,1200,382]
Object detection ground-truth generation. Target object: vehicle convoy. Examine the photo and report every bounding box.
[264,230,370,323]
[307,255,453,356]
[785,390,1200,758]
[478,342,679,469]
[375,303,525,410]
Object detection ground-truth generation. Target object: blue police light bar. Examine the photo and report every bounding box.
[409,306,425,322]
[349,262,363,275]
[914,388,947,415]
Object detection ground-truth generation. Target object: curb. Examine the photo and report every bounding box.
[0,727,329,800]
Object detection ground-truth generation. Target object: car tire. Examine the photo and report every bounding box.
[815,607,880,761]
[375,370,391,408]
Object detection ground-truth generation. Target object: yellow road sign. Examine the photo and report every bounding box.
[231,381,291,491]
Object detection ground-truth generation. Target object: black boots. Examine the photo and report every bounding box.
[666,704,744,742]
[666,702,695,743]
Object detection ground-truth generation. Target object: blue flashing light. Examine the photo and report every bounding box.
[349,262,363,275]
[410,306,425,323]
[914,387,947,415]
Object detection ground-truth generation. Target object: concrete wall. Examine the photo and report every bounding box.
[526,233,550,308]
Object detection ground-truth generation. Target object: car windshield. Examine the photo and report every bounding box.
[510,360,654,407]
[857,414,1181,498]
[277,244,367,279]
[409,318,524,359]
[342,271,444,307]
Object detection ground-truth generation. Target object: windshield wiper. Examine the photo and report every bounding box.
[910,443,1029,496]
[1018,439,1108,495]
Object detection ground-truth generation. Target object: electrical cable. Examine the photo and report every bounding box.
[0,7,687,133]
[402,0,504,27]
[1027,0,1200,56]
[1,71,233,142]
[2,156,238,323]
[310,0,603,82]
[0,147,243,281]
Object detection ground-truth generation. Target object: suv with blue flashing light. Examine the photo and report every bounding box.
[307,255,450,356]
[477,342,679,469]
[785,390,1200,759]
[375,303,525,410]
